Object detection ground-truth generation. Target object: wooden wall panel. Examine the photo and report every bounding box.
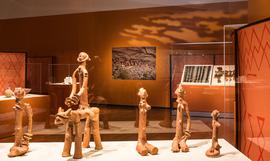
[0,1,247,108]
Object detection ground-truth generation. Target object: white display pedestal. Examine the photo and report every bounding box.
[0,139,250,161]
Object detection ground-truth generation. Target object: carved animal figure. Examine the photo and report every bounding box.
[136,88,158,156]
[171,84,191,153]
[206,109,222,157]
[8,88,33,157]
[55,107,102,159]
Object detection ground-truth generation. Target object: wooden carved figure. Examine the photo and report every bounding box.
[55,107,102,159]
[136,88,158,156]
[63,52,102,150]
[171,84,191,153]
[206,109,221,157]
[55,107,83,159]
[8,88,33,157]
[65,51,91,109]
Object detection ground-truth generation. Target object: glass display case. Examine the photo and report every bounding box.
[0,0,260,160]
[169,42,236,146]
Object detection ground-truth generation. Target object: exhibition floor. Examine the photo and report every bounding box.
[0,139,250,161]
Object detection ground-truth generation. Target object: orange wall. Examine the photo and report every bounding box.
[237,19,270,161]
[0,2,247,109]
[248,0,270,23]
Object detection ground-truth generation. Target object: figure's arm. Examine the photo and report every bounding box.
[77,69,88,96]
[214,121,221,127]
[184,101,191,133]
[69,68,78,97]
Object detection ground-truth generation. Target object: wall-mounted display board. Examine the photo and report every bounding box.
[0,52,26,95]
[180,64,235,86]
[112,47,156,80]
[181,65,213,85]
[211,65,235,86]
[236,18,270,161]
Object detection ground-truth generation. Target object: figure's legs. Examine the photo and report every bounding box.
[136,142,148,156]
[145,143,158,155]
[91,108,103,150]
[74,122,83,159]
[8,108,24,157]
[62,125,72,157]
[179,138,189,152]
[82,117,91,148]
[171,137,180,152]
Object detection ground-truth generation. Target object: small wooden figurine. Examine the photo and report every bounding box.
[8,88,33,157]
[136,88,158,156]
[206,109,222,157]
[171,84,191,153]
[55,107,102,159]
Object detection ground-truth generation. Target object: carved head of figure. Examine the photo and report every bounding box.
[13,88,31,100]
[175,84,185,99]
[138,88,151,110]
[138,88,148,99]
[55,107,72,125]
[77,52,91,63]
[211,109,220,120]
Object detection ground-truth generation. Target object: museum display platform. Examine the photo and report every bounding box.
[0,139,250,161]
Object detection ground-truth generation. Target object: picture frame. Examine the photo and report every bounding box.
[211,65,235,86]
[181,65,213,85]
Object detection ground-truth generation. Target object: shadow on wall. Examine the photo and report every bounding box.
[119,4,247,45]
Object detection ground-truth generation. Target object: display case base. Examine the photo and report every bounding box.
[0,139,250,161]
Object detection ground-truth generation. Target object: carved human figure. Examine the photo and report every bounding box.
[8,88,33,157]
[171,84,191,153]
[136,88,158,156]
[65,51,91,108]
[55,107,102,159]
[206,109,222,157]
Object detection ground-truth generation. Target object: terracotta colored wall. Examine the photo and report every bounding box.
[0,2,247,108]
[237,19,270,161]
[248,0,270,23]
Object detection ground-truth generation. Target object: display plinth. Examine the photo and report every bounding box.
[0,139,250,161]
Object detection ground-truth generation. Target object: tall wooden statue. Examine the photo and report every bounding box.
[8,88,33,157]
[206,109,221,157]
[171,84,191,153]
[136,88,158,156]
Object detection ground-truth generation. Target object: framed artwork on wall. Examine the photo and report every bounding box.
[112,46,156,80]
[181,65,213,85]
[211,65,235,86]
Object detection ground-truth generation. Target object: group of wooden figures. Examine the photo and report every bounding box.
[7,52,222,159]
